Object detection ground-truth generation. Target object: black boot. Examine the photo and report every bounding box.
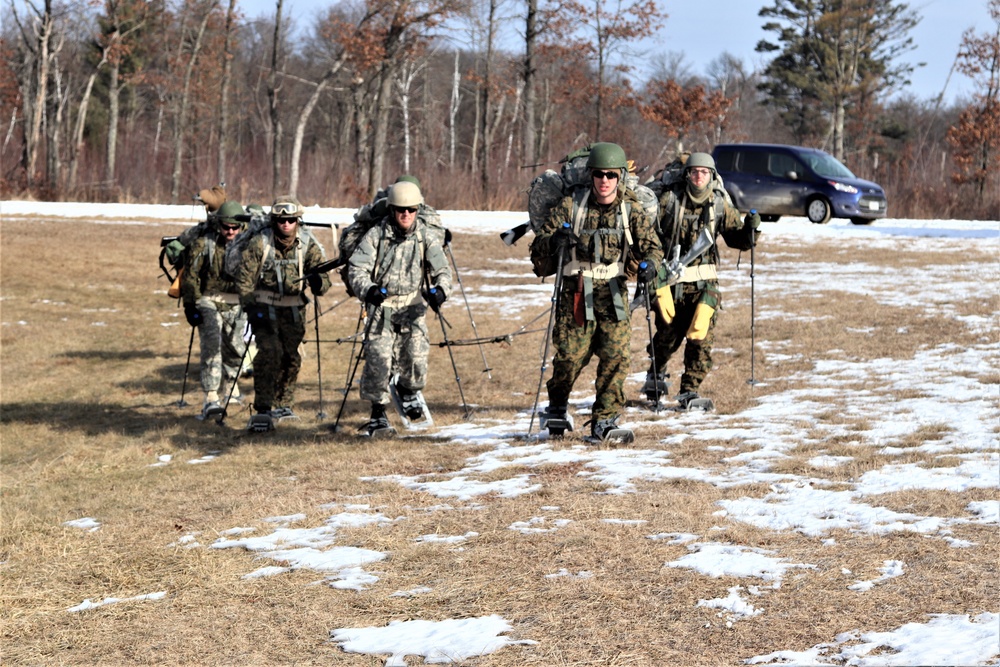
[365,403,393,436]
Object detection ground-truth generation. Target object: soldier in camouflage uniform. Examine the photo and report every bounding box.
[531,142,663,441]
[647,152,760,409]
[348,181,452,436]
[236,195,331,431]
[180,201,249,419]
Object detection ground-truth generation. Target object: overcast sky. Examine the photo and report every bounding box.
[237,0,991,105]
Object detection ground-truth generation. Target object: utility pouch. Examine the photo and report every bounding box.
[687,284,721,341]
[654,284,674,324]
[167,268,184,299]
[572,271,586,326]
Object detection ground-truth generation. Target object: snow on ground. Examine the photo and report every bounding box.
[14,200,997,666]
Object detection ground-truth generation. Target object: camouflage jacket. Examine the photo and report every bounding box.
[235,228,331,304]
[532,188,663,273]
[348,217,452,308]
[180,234,238,305]
[656,182,757,274]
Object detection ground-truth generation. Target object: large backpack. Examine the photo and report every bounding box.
[222,214,317,286]
[336,193,444,297]
[645,152,734,208]
[526,144,658,278]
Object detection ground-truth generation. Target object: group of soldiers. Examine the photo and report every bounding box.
[168,142,760,441]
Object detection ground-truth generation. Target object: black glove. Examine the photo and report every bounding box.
[184,303,202,327]
[365,285,387,306]
[744,209,762,230]
[443,228,453,246]
[552,222,577,252]
[425,286,447,312]
[636,261,657,284]
[307,272,324,294]
[245,303,271,333]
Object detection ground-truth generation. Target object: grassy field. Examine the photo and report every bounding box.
[1,216,997,665]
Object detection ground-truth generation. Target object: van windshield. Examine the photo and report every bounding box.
[805,152,856,179]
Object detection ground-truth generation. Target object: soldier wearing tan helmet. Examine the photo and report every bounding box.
[235,195,331,432]
[645,151,761,411]
[347,180,452,437]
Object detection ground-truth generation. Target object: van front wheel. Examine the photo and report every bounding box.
[806,198,832,224]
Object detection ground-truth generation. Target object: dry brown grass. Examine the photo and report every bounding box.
[1,217,997,665]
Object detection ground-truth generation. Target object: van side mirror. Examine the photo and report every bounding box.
[786,170,798,181]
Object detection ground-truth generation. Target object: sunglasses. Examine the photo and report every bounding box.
[591,170,619,181]
[271,202,300,216]
[392,206,418,215]
[219,223,241,231]
[274,218,299,225]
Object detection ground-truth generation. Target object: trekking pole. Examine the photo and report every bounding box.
[527,230,568,436]
[331,305,375,432]
[429,288,471,419]
[444,241,492,379]
[640,269,661,412]
[313,293,326,420]
[216,324,254,427]
[177,324,197,407]
[747,210,759,387]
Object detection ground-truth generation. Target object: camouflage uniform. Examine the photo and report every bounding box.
[533,189,663,422]
[181,234,247,401]
[348,217,451,406]
[651,182,757,394]
[236,227,331,412]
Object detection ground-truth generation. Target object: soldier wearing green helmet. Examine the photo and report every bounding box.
[530,142,663,442]
[180,199,249,419]
[644,151,761,411]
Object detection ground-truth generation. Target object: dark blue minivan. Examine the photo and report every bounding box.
[712,143,887,224]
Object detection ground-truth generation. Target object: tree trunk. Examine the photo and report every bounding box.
[170,1,216,204]
[217,0,237,183]
[448,51,460,171]
[268,0,284,194]
[479,0,497,202]
[367,62,395,198]
[523,0,537,166]
[69,53,105,192]
[290,62,344,196]
[106,57,119,186]
[26,0,55,188]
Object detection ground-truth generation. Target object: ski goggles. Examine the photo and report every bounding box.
[591,170,619,181]
[270,202,301,217]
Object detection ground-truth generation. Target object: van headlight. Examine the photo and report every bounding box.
[829,180,858,194]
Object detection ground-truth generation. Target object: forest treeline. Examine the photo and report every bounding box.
[2,0,998,219]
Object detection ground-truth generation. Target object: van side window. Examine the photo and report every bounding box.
[769,153,802,178]
[742,151,769,176]
[714,150,736,172]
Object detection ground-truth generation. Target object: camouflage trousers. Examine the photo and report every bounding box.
[249,305,306,411]
[650,281,720,394]
[360,304,430,406]
[547,281,631,421]
[195,298,247,396]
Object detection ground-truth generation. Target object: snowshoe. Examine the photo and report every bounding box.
[588,416,634,444]
[360,408,396,438]
[540,405,573,437]
[642,372,670,404]
[389,375,433,429]
[247,413,275,433]
[676,391,714,412]
[270,407,299,421]
[198,401,224,421]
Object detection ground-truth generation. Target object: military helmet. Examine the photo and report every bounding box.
[586,142,628,170]
[394,174,421,188]
[270,195,303,219]
[215,200,245,229]
[686,152,716,173]
[387,181,423,208]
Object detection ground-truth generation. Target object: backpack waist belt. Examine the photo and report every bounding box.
[253,290,306,307]
[680,264,718,283]
[562,260,623,280]
[203,292,241,305]
[382,290,420,309]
